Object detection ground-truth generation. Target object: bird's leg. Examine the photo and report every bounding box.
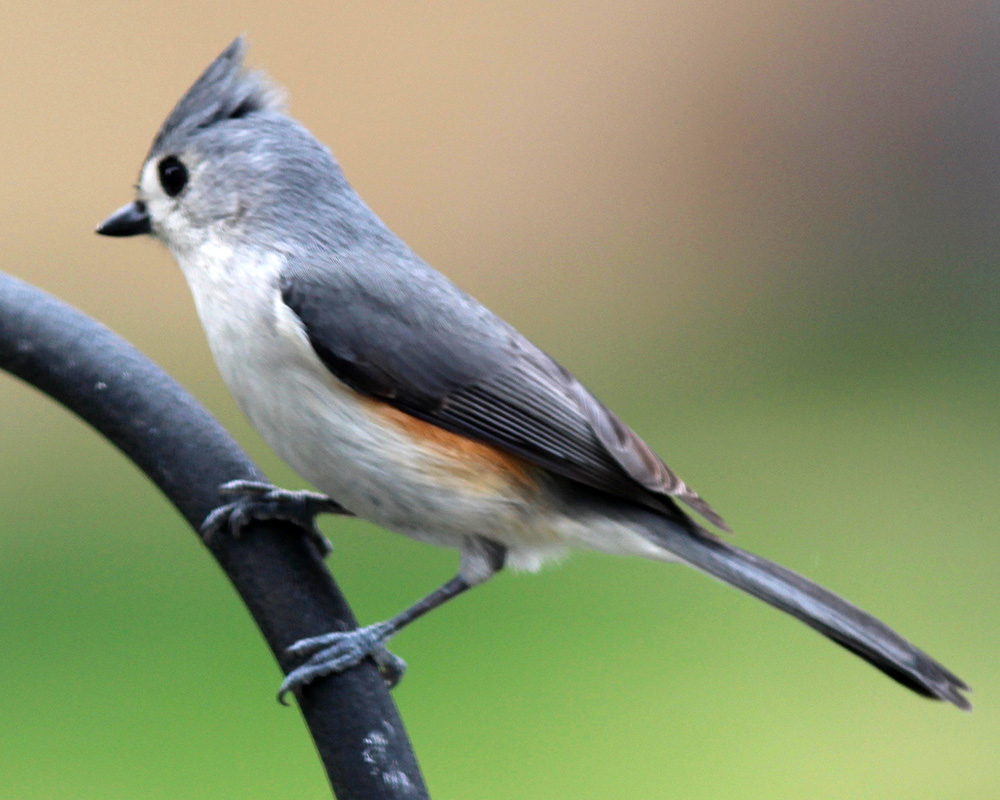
[278,536,506,701]
[201,479,352,556]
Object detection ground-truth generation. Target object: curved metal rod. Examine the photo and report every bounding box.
[0,271,429,800]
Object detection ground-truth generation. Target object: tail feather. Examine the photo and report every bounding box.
[645,518,971,710]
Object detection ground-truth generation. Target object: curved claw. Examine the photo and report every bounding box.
[373,646,407,688]
[217,479,275,498]
[200,500,243,540]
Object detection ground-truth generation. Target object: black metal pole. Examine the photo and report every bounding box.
[0,271,429,800]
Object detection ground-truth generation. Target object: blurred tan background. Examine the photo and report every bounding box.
[1,2,997,798]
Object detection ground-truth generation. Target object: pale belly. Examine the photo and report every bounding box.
[245,354,545,550]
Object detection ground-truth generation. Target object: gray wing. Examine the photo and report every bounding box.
[280,255,727,530]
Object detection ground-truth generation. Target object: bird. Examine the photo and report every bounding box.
[97,37,969,709]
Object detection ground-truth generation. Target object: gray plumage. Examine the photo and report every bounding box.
[98,37,969,709]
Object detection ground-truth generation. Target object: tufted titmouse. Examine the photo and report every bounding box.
[97,38,969,708]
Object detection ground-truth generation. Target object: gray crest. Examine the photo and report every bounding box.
[148,36,283,157]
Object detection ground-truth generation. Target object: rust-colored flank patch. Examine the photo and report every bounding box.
[364,397,538,491]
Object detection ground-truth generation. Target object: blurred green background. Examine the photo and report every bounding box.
[1,2,997,797]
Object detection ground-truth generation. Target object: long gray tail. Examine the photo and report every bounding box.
[644,516,970,709]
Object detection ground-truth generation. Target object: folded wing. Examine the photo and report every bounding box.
[280,252,727,530]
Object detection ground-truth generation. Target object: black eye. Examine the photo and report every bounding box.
[157,156,188,197]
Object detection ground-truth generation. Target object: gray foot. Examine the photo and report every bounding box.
[278,622,407,702]
[201,479,350,556]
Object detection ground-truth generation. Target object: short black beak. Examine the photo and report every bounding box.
[96,201,152,237]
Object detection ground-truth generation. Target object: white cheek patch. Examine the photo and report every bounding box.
[138,160,172,233]
[140,157,205,255]
[139,160,158,194]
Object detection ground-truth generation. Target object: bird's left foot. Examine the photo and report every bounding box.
[201,479,351,556]
[278,622,407,702]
